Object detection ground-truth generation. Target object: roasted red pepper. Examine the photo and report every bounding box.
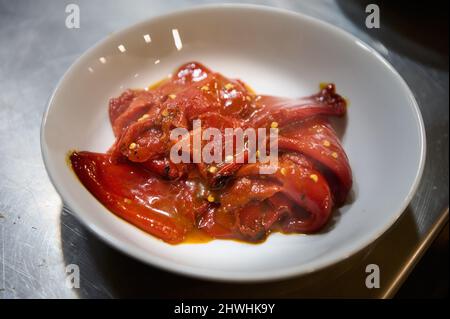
[70,62,352,244]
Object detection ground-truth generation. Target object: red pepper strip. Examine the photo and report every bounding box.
[246,84,346,128]
[140,157,186,180]
[197,206,236,239]
[109,89,138,132]
[219,177,283,210]
[277,117,352,205]
[223,179,283,240]
[110,62,211,131]
[173,61,212,85]
[114,122,167,163]
[236,154,333,233]
[234,201,277,241]
[198,178,282,240]
[111,91,160,137]
[70,151,197,244]
[198,112,255,188]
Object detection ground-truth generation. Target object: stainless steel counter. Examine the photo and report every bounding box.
[0,0,448,298]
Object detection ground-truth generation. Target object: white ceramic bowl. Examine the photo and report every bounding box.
[41,4,426,282]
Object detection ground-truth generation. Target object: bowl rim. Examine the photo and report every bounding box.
[40,3,427,282]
